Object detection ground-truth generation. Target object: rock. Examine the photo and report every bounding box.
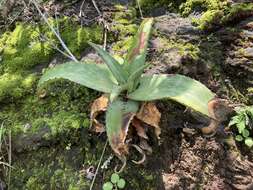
[155,14,201,42]
[243,47,253,58]
[221,16,253,85]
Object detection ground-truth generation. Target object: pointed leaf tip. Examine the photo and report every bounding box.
[129,74,215,116]
[88,42,128,84]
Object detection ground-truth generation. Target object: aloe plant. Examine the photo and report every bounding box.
[38,18,215,159]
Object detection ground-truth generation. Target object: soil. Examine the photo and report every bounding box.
[0,0,253,190]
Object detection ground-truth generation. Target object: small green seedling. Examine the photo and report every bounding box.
[103,173,126,190]
[38,18,215,160]
[229,106,253,148]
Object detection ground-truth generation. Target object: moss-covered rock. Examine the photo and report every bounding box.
[137,0,184,13]
[110,5,138,56]
[180,0,228,16]
[181,1,253,31]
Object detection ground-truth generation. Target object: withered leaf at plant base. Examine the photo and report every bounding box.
[201,98,233,136]
[90,95,109,133]
[106,99,139,157]
[136,102,161,139]
[132,118,149,139]
[139,138,153,155]
[208,98,233,121]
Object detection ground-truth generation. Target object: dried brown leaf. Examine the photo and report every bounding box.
[131,144,146,165]
[90,95,109,132]
[208,98,233,121]
[136,102,161,139]
[110,112,136,157]
[201,98,233,135]
[139,139,153,155]
[132,118,148,139]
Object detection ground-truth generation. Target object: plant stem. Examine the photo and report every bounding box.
[136,0,143,19]
[31,0,78,62]
[89,140,108,190]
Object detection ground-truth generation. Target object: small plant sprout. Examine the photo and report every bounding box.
[103,173,126,190]
[38,18,228,170]
[229,106,253,148]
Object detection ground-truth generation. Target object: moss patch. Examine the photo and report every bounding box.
[180,1,253,31]
[110,5,138,57]
[138,0,185,13]
[180,0,228,16]
[0,17,102,103]
[0,72,37,102]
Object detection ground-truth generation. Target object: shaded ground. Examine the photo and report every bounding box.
[0,0,253,189]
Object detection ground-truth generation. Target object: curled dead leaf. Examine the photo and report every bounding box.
[110,112,136,157]
[114,156,127,174]
[136,102,161,139]
[131,144,146,165]
[132,118,148,139]
[90,95,109,133]
[139,139,153,155]
[201,98,233,136]
[38,89,47,98]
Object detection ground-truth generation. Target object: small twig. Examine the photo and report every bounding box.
[38,34,74,60]
[136,0,143,19]
[54,9,60,34]
[0,121,4,150]
[91,0,101,16]
[0,161,13,168]
[7,130,11,189]
[31,0,78,62]
[89,140,108,190]
[79,0,86,17]
[103,28,107,50]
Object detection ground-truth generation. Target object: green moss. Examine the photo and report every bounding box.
[0,23,55,73]
[0,72,37,102]
[221,3,253,23]
[0,17,102,103]
[180,0,228,16]
[192,10,224,30]
[158,37,200,60]
[10,146,90,190]
[181,1,253,30]
[60,18,103,57]
[0,19,102,73]
[0,80,98,137]
[110,5,138,57]
[138,0,184,13]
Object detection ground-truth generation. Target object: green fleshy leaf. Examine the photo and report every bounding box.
[106,99,139,155]
[242,129,250,138]
[127,63,150,92]
[237,122,246,134]
[235,135,243,141]
[111,173,120,184]
[103,182,113,190]
[126,18,153,75]
[245,137,253,147]
[38,62,117,93]
[88,42,128,84]
[128,74,214,116]
[117,178,126,189]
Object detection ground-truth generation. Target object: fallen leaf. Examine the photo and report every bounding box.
[132,118,148,139]
[131,144,146,164]
[139,139,153,155]
[90,95,109,132]
[201,98,233,135]
[136,102,161,139]
[208,98,233,121]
